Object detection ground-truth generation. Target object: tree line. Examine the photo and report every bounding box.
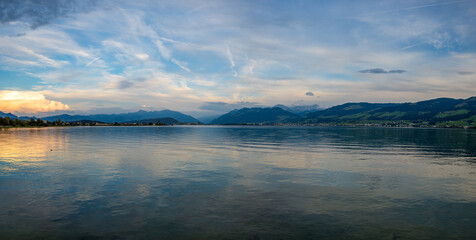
[0,117,67,127]
[0,117,175,127]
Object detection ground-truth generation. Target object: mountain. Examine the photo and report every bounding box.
[126,117,180,125]
[209,97,476,126]
[274,104,322,116]
[304,102,399,121]
[302,97,476,126]
[43,110,200,123]
[273,104,293,113]
[197,114,223,124]
[210,107,300,124]
[0,111,37,120]
[19,116,38,121]
[0,111,18,119]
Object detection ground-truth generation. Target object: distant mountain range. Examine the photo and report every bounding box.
[0,111,18,119]
[274,104,322,115]
[210,107,300,124]
[198,104,321,124]
[2,97,476,127]
[197,114,222,124]
[302,97,476,125]
[0,111,34,121]
[209,97,476,126]
[42,110,200,123]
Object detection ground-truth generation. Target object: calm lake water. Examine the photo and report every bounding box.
[1,126,475,239]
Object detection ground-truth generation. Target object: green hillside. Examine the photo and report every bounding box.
[302,97,476,127]
[211,107,300,124]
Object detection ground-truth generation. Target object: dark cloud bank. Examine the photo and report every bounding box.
[305,92,314,96]
[359,68,406,74]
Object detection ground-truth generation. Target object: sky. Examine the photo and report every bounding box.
[0,0,475,117]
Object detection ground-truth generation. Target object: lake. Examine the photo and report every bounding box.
[1,126,475,239]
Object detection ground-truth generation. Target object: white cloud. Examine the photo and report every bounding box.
[171,58,190,72]
[86,57,100,67]
[135,53,150,61]
[156,40,171,59]
[226,45,238,77]
[0,90,71,114]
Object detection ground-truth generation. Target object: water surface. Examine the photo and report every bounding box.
[1,126,475,239]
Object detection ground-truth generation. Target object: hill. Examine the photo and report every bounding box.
[302,97,476,126]
[0,111,18,119]
[43,110,200,123]
[274,104,322,116]
[197,114,223,124]
[210,107,300,124]
[303,102,399,122]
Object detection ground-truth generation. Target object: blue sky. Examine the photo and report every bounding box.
[0,0,475,117]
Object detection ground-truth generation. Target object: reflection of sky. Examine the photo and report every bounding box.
[1,126,476,238]
[0,128,70,171]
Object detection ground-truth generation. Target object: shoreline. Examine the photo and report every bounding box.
[2,123,475,130]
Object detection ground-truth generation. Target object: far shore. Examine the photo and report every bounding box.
[2,123,475,130]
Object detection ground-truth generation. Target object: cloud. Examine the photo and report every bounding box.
[458,71,474,75]
[0,0,97,28]
[0,90,70,114]
[359,68,406,74]
[171,58,190,72]
[86,57,100,67]
[363,0,470,16]
[155,40,171,59]
[116,80,134,89]
[226,45,238,77]
[135,53,150,61]
[388,70,406,73]
[305,92,314,96]
[199,101,259,112]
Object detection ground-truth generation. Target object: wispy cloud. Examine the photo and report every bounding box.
[86,57,100,67]
[155,40,171,60]
[185,1,215,15]
[363,0,470,16]
[226,45,238,77]
[171,59,190,72]
[359,68,406,74]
